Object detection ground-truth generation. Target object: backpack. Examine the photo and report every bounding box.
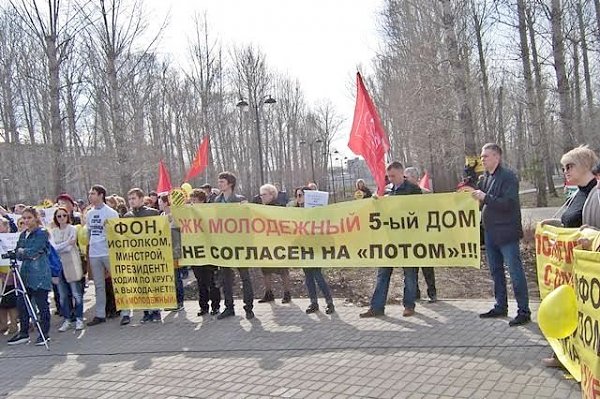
[47,242,63,277]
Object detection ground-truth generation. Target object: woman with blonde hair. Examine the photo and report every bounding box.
[51,207,84,332]
[542,145,598,368]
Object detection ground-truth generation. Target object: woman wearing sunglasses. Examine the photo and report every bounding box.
[541,145,598,368]
[51,207,84,332]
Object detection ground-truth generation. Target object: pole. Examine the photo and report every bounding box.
[254,104,265,185]
[309,144,316,183]
[329,152,336,203]
[340,159,346,199]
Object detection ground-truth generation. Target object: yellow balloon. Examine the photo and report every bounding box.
[537,285,578,339]
[181,183,193,194]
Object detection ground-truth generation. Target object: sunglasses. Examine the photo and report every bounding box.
[56,214,69,218]
[562,163,575,173]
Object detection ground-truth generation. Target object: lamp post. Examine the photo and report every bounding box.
[326,150,337,203]
[237,95,276,185]
[299,138,322,183]
[334,152,348,199]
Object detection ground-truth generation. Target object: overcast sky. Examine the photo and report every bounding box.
[150,0,384,156]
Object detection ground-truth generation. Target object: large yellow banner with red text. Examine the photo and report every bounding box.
[172,193,481,268]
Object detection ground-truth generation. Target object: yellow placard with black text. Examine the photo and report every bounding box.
[574,249,600,398]
[106,216,176,310]
[172,192,481,268]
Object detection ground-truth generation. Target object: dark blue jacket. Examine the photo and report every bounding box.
[478,164,523,245]
[16,227,52,291]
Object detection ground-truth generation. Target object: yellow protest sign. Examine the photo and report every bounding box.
[172,192,481,268]
[574,249,600,398]
[535,224,582,381]
[106,216,176,310]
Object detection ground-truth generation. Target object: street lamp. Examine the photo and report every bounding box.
[334,151,348,199]
[325,150,337,203]
[299,138,322,183]
[236,94,276,185]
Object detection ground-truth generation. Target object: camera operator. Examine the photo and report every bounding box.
[7,207,52,346]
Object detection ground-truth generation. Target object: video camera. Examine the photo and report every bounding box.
[1,250,17,260]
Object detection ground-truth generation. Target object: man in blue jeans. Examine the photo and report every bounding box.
[360,161,422,318]
[472,143,531,326]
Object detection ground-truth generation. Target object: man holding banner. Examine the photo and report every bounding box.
[472,143,531,327]
[213,172,255,320]
[360,161,423,318]
[123,188,161,325]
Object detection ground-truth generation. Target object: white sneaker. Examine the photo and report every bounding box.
[75,319,84,330]
[58,320,71,332]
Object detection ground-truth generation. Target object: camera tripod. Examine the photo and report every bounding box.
[0,256,49,350]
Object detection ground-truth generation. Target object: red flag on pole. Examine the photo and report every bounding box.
[184,136,210,182]
[347,72,390,196]
[419,171,432,192]
[156,160,172,193]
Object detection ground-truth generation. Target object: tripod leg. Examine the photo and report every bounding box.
[13,268,49,350]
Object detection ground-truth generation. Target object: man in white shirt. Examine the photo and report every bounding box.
[86,185,119,326]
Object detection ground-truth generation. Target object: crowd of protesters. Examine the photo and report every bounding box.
[1,143,599,354]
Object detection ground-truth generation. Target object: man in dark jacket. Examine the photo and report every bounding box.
[123,188,161,325]
[472,143,530,326]
[214,171,255,320]
[360,161,423,318]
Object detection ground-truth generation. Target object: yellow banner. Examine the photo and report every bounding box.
[172,193,481,268]
[106,216,176,310]
[535,224,582,381]
[574,249,600,398]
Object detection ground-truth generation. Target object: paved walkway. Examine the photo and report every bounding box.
[0,294,580,398]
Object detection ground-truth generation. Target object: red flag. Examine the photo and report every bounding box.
[347,73,390,195]
[419,171,432,192]
[184,136,210,182]
[156,160,172,193]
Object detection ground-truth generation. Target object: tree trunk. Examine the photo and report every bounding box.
[517,0,547,207]
[46,35,66,195]
[440,0,477,157]
[473,6,494,143]
[572,40,584,143]
[550,0,575,151]
[577,0,594,124]
[526,6,557,198]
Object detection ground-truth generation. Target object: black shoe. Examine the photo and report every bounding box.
[198,309,209,316]
[210,309,220,316]
[217,308,235,320]
[509,314,531,327]
[282,292,291,304]
[34,336,50,346]
[258,290,275,303]
[306,303,319,314]
[479,309,508,318]
[87,317,106,326]
[120,316,131,326]
[7,332,29,345]
[151,311,162,322]
[428,296,438,304]
[325,304,335,314]
[140,312,153,324]
[245,309,255,320]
